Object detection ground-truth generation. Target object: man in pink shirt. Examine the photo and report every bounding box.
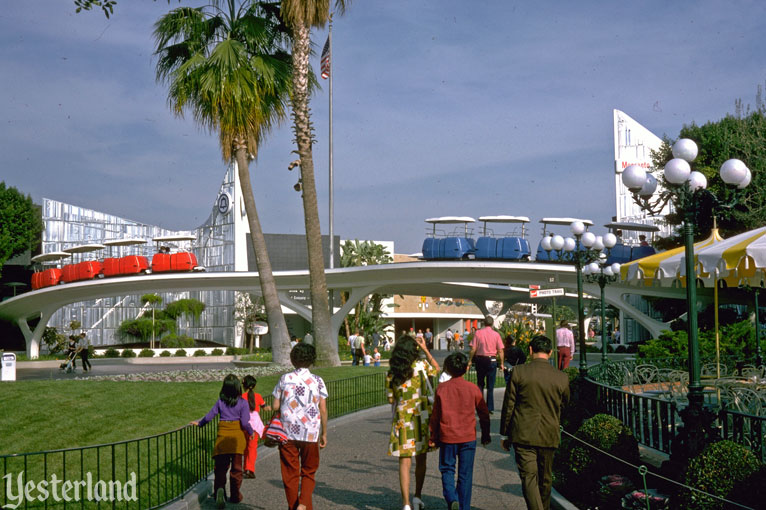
[467,316,505,413]
[555,320,575,370]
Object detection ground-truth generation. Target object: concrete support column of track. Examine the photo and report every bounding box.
[17,307,56,359]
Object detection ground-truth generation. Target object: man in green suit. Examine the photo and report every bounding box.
[499,335,570,510]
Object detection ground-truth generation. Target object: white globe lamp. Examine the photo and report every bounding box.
[672,138,699,162]
[664,158,692,184]
[688,171,708,191]
[720,159,748,186]
[603,233,617,249]
[550,235,565,251]
[622,165,647,191]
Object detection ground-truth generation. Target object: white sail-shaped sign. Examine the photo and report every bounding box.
[612,109,673,238]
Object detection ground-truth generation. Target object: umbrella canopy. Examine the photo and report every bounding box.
[621,229,725,286]
[697,226,766,285]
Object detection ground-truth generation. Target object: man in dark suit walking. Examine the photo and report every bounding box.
[499,335,570,510]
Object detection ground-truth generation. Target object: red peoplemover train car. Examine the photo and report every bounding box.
[30,236,204,291]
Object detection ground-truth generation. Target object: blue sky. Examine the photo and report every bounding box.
[2,1,765,254]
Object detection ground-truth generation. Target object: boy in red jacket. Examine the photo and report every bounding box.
[429,352,491,510]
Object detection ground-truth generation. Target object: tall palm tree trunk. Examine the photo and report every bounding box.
[290,23,339,366]
[234,145,291,365]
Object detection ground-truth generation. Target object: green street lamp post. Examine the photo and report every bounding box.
[583,248,620,364]
[621,138,751,459]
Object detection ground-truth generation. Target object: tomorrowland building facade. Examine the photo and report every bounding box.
[40,165,331,348]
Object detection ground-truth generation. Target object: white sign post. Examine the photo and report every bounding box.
[529,288,565,298]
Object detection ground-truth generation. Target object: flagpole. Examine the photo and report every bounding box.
[328,15,335,315]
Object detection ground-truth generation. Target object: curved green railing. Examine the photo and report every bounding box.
[1,371,389,510]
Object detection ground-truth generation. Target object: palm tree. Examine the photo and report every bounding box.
[153,0,294,364]
[280,0,350,366]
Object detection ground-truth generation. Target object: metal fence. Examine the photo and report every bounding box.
[1,371,391,510]
[588,380,679,454]
[720,408,766,463]
[588,358,766,460]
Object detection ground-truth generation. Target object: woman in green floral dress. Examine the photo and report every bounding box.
[387,335,440,510]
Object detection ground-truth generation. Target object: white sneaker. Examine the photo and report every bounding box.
[402,506,411,510]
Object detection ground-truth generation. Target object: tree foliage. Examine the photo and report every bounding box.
[650,98,766,243]
[340,240,392,337]
[164,298,206,319]
[0,182,43,277]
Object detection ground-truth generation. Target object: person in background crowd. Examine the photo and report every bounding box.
[272,344,328,510]
[387,335,440,510]
[429,352,491,510]
[373,347,381,367]
[424,328,433,350]
[78,332,92,372]
[639,234,649,246]
[500,335,569,510]
[445,329,454,351]
[555,321,575,371]
[503,334,527,384]
[349,330,359,365]
[354,330,366,366]
[467,317,505,414]
[303,331,314,346]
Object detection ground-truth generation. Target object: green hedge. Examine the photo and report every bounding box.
[121,349,136,358]
[138,348,155,358]
[678,440,760,510]
[174,349,187,357]
[554,414,639,504]
[102,347,120,358]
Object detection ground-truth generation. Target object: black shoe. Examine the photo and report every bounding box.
[244,470,255,479]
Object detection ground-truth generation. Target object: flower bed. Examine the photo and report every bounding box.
[76,365,293,383]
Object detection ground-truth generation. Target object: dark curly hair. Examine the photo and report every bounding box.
[388,336,419,389]
[290,342,317,368]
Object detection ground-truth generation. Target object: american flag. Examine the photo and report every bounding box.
[320,36,331,79]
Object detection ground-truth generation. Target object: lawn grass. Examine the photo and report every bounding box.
[0,366,386,455]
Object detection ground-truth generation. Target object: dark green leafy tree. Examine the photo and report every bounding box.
[153,1,295,365]
[340,240,392,339]
[650,106,766,244]
[0,182,43,278]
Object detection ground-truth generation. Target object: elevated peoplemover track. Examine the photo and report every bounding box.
[0,261,683,358]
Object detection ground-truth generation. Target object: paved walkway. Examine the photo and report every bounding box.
[193,392,530,510]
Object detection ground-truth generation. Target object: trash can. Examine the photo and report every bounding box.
[1,352,16,382]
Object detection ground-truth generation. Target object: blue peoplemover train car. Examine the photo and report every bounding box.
[475,216,531,261]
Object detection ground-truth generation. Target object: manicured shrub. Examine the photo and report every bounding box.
[159,350,172,357]
[193,349,207,357]
[121,349,136,358]
[162,334,195,348]
[102,347,120,358]
[174,349,187,357]
[554,414,639,503]
[677,440,760,510]
[211,348,224,356]
[138,348,155,358]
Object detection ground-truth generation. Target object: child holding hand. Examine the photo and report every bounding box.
[241,375,272,479]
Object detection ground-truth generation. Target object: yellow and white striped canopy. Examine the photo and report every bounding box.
[696,226,766,285]
[621,229,725,286]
